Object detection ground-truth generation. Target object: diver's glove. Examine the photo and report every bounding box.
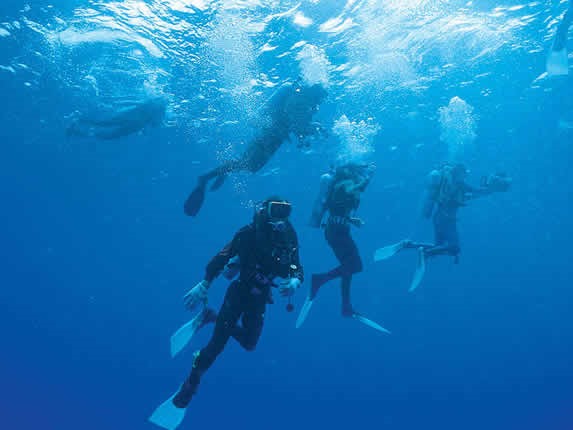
[183,280,210,312]
[278,278,301,298]
[483,173,512,193]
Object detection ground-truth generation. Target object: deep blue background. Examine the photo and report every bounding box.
[1,1,573,430]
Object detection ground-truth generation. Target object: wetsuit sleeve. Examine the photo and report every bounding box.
[463,182,492,200]
[204,230,243,283]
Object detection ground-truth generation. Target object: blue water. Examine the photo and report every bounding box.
[1,1,573,429]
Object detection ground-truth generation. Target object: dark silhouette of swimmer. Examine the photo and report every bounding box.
[547,1,573,76]
[184,81,327,217]
[554,2,573,53]
[67,96,167,140]
[374,163,511,292]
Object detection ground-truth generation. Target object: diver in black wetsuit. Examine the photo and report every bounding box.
[310,163,372,315]
[66,96,167,140]
[149,197,303,430]
[374,163,511,292]
[184,81,327,217]
[296,163,389,334]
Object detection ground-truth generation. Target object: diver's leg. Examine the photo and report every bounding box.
[425,218,460,259]
[339,233,362,316]
[450,219,461,263]
[183,161,233,216]
[311,226,347,298]
[233,298,266,351]
[243,134,284,174]
[341,275,354,317]
[423,213,451,258]
[312,225,362,300]
[172,283,242,408]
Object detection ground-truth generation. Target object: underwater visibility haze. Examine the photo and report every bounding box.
[1,0,573,429]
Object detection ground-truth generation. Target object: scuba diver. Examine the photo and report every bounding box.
[296,163,390,335]
[66,96,167,140]
[184,81,327,217]
[374,163,512,292]
[149,197,303,430]
[547,1,573,76]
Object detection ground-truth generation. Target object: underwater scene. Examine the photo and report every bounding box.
[1,0,572,429]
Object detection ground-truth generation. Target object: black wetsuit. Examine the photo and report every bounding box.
[312,179,364,315]
[184,83,326,217]
[324,184,363,276]
[173,222,303,408]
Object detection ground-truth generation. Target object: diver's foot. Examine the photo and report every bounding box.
[341,303,355,317]
[401,239,415,249]
[310,274,326,300]
[184,178,209,217]
[197,175,209,189]
[210,174,226,191]
[198,308,217,330]
[172,378,197,409]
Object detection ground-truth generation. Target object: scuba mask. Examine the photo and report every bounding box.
[266,200,292,220]
[254,198,292,235]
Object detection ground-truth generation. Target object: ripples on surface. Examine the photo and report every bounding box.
[0,0,567,151]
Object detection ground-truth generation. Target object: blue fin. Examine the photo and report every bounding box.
[170,308,216,358]
[409,247,426,292]
[295,297,314,328]
[184,183,206,217]
[353,313,391,334]
[149,394,186,430]
[374,241,403,261]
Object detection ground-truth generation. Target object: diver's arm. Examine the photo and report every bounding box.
[463,183,492,200]
[204,231,242,283]
[464,174,512,200]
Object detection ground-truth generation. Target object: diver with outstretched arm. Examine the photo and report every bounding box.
[296,163,390,334]
[374,164,511,292]
[184,81,327,217]
[149,197,303,430]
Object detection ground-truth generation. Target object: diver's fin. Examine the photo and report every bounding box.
[183,183,207,217]
[149,394,186,430]
[210,174,227,191]
[352,313,391,334]
[295,297,314,328]
[170,308,216,358]
[547,48,569,76]
[374,241,405,261]
[409,247,426,292]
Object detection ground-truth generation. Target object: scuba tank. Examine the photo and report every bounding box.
[430,164,467,208]
[309,171,334,228]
